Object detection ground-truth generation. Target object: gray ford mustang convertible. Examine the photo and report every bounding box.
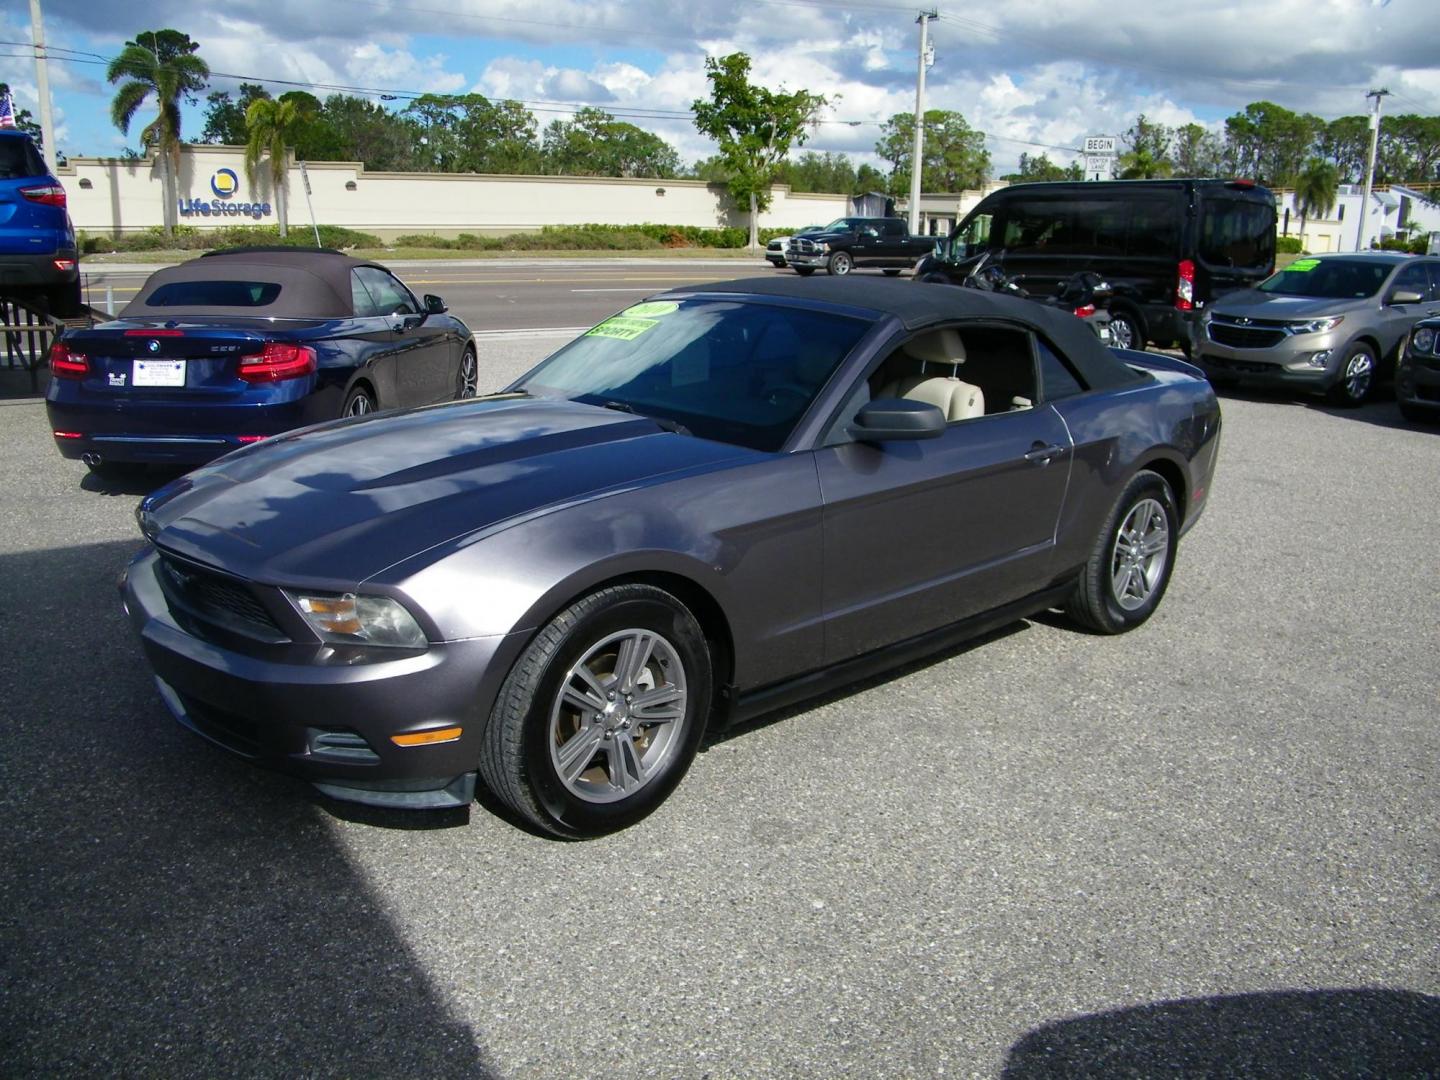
[124,277,1222,837]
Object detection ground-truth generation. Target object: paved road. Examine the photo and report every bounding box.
[80,258,790,333]
[1,343,1438,1077]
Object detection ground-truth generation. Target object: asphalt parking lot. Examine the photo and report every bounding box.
[1,335,1437,1077]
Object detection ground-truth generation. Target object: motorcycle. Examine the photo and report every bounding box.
[913,248,1116,346]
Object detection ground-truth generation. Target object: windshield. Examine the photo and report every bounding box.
[515,299,871,452]
[1258,259,1393,299]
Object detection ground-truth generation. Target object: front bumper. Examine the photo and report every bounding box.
[785,252,829,268]
[1397,350,1440,409]
[1194,322,1344,389]
[121,545,521,809]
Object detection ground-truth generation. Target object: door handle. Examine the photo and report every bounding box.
[1025,442,1066,465]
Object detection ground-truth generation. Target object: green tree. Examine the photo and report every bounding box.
[854,162,887,193]
[403,93,540,173]
[1319,115,1370,183]
[874,110,989,195]
[201,82,270,144]
[1170,123,1225,178]
[317,94,414,170]
[774,150,857,194]
[1293,157,1339,253]
[1379,114,1440,184]
[542,107,679,178]
[0,86,59,162]
[106,29,210,237]
[1119,114,1173,178]
[1223,101,1323,186]
[244,95,313,238]
[1001,152,1083,183]
[691,53,827,248]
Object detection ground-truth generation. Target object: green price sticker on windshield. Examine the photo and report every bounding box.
[1288,258,1320,272]
[621,301,679,318]
[585,316,658,341]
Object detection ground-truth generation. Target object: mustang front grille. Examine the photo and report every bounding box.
[158,556,287,642]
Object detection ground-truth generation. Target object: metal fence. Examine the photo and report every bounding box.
[0,294,60,392]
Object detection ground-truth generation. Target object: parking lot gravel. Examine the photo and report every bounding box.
[1,342,1436,1078]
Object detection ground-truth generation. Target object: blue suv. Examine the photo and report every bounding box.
[0,129,79,314]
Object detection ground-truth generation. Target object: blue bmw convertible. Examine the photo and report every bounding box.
[45,247,477,476]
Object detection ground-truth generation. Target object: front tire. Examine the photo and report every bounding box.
[793,266,816,277]
[1326,343,1376,407]
[455,345,477,399]
[342,386,376,418]
[479,584,713,838]
[826,251,853,276]
[1066,470,1178,634]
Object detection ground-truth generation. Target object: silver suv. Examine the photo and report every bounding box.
[1195,252,1440,406]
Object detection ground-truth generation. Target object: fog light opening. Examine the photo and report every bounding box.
[1305,350,1332,370]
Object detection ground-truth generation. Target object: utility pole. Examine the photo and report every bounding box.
[907,10,937,235]
[28,0,57,171]
[1355,88,1389,252]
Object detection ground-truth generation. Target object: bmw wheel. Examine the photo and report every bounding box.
[479,584,713,838]
[1326,343,1376,407]
[342,386,376,417]
[1067,470,1178,634]
[455,345,478,399]
[826,251,853,276]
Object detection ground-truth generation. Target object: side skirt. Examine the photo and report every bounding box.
[723,579,1077,729]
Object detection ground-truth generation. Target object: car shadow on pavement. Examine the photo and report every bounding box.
[1001,987,1440,1079]
[0,539,498,1078]
[79,465,189,497]
[1211,381,1436,434]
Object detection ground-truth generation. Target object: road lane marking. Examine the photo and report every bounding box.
[472,327,589,341]
[569,287,665,293]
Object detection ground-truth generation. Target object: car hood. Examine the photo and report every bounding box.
[1210,289,1366,321]
[139,396,760,586]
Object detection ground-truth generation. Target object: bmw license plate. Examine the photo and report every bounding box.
[133,359,186,387]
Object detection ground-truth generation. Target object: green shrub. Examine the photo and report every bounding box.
[1275,235,1303,254]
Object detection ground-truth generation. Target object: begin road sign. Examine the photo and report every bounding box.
[1084,136,1117,154]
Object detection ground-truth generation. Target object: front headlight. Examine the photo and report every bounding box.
[1289,315,1344,335]
[1412,327,1436,354]
[289,591,427,648]
[816,241,829,252]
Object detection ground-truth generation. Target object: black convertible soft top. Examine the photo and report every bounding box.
[673,276,1143,390]
[121,249,385,319]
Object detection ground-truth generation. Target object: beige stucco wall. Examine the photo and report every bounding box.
[59,145,851,239]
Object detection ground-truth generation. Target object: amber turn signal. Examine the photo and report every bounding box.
[391,727,463,747]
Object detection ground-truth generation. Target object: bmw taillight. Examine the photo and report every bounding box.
[1176,259,1195,311]
[238,341,317,383]
[48,339,89,378]
[20,183,67,208]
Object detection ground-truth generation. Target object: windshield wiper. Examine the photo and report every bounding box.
[599,400,690,436]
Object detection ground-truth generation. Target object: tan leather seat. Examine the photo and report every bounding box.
[877,328,985,421]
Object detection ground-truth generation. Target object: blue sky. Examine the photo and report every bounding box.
[1,0,1436,174]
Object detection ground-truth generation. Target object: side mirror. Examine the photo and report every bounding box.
[848,398,946,442]
[423,293,447,314]
[1388,289,1423,306]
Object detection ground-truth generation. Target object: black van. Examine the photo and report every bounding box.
[925,179,1277,352]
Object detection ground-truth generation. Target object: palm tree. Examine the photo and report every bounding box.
[244,97,312,238]
[1294,158,1340,254]
[1118,148,1173,180]
[107,30,209,238]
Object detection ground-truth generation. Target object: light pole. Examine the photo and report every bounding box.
[1355,88,1389,252]
[907,10,937,234]
[28,0,57,171]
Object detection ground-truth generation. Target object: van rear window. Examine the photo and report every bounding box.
[143,281,283,307]
[1200,200,1275,269]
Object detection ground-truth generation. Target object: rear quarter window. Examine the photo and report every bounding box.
[1037,339,1086,400]
[144,281,283,307]
[0,138,48,180]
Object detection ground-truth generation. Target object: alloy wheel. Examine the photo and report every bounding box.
[548,628,689,804]
[458,349,478,398]
[1342,350,1373,402]
[1109,497,1170,611]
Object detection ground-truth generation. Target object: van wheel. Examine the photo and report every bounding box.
[1109,311,1143,351]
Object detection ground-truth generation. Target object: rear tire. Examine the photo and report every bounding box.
[1108,310,1143,351]
[342,386,376,418]
[478,584,713,838]
[1066,470,1178,634]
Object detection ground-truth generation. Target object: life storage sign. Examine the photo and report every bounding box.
[178,169,272,220]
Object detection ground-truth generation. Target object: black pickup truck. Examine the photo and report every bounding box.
[784,217,937,276]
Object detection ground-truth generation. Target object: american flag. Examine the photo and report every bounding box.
[0,92,15,129]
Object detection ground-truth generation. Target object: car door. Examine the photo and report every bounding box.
[812,325,1073,663]
[1380,262,1437,358]
[354,266,453,405]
